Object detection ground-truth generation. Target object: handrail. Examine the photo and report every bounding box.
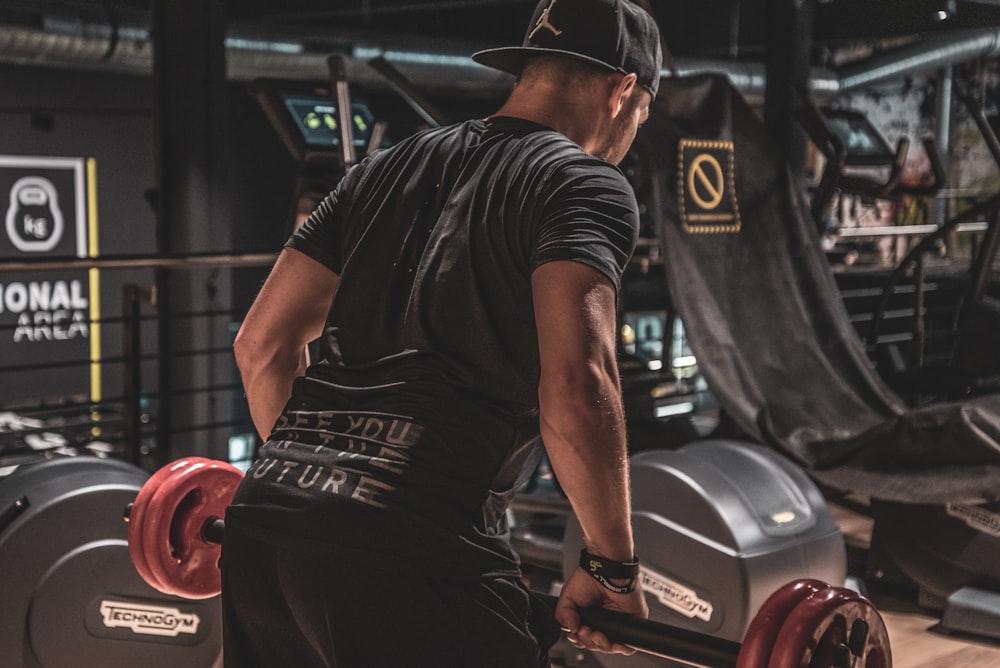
[836,136,909,199]
[835,221,987,238]
[793,87,845,228]
[0,251,276,272]
[896,137,948,197]
[866,191,1000,348]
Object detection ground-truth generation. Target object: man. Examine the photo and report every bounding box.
[225,0,663,665]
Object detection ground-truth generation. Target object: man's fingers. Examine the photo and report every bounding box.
[567,624,638,656]
[610,642,637,656]
[554,600,581,634]
[576,625,608,653]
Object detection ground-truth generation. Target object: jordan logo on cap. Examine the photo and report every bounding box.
[529,0,563,40]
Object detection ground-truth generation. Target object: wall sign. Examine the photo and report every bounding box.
[677,139,742,234]
[0,156,99,404]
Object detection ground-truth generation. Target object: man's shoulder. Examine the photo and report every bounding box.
[355,119,482,172]
[483,119,625,178]
[393,119,483,151]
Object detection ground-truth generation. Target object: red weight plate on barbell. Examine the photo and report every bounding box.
[141,457,243,599]
[141,457,242,598]
[128,458,202,594]
[736,579,828,668]
[768,586,892,668]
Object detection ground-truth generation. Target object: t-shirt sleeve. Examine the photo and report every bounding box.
[532,160,640,291]
[284,165,363,274]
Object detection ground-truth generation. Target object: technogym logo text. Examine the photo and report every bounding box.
[638,567,714,623]
[946,503,1000,538]
[99,600,201,637]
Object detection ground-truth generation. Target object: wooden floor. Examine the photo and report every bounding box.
[828,503,1000,668]
[880,611,1000,668]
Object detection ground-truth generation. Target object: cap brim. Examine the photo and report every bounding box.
[472,46,659,97]
[472,46,620,79]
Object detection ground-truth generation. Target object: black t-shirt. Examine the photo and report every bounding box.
[232,117,638,572]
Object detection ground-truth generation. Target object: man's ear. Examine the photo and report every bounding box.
[609,73,638,118]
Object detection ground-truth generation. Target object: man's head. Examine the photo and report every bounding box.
[515,55,651,164]
[474,0,662,164]
[472,0,663,99]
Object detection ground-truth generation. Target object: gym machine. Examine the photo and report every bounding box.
[0,456,222,667]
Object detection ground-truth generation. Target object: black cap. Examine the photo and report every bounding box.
[472,0,663,97]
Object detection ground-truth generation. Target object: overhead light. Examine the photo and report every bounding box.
[935,9,950,20]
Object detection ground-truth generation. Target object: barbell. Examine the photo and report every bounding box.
[124,457,893,668]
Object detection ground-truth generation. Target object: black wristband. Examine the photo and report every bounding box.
[579,549,639,594]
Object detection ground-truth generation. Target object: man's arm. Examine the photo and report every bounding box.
[234,247,339,440]
[531,260,647,655]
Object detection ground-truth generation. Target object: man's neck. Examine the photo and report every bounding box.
[490,83,608,156]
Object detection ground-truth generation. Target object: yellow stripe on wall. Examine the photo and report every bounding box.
[87,157,102,405]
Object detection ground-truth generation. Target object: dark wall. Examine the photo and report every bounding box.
[0,64,157,255]
[0,65,157,408]
[0,63,296,413]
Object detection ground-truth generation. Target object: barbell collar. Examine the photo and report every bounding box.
[202,517,225,545]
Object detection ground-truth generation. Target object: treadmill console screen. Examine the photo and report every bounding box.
[282,94,375,149]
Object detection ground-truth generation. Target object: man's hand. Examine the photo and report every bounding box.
[554,566,649,655]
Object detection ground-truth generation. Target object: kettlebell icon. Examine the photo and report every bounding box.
[5,176,64,252]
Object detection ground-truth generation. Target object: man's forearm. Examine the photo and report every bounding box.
[539,373,634,562]
[233,248,337,441]
[237,344,308,440]
[531,261,636,563]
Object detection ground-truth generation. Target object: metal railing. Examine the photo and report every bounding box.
[0,251,276,471]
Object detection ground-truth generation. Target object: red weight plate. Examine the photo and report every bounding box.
[736,579,828,668]
[142,457,243,599]
[127,458,200,594]
[768,587,892,668]
[141,457,241,598]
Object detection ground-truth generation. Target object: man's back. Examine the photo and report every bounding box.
[297,117,637,408]
[234,116,639,543]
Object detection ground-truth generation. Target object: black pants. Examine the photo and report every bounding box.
[221,516,557,667]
